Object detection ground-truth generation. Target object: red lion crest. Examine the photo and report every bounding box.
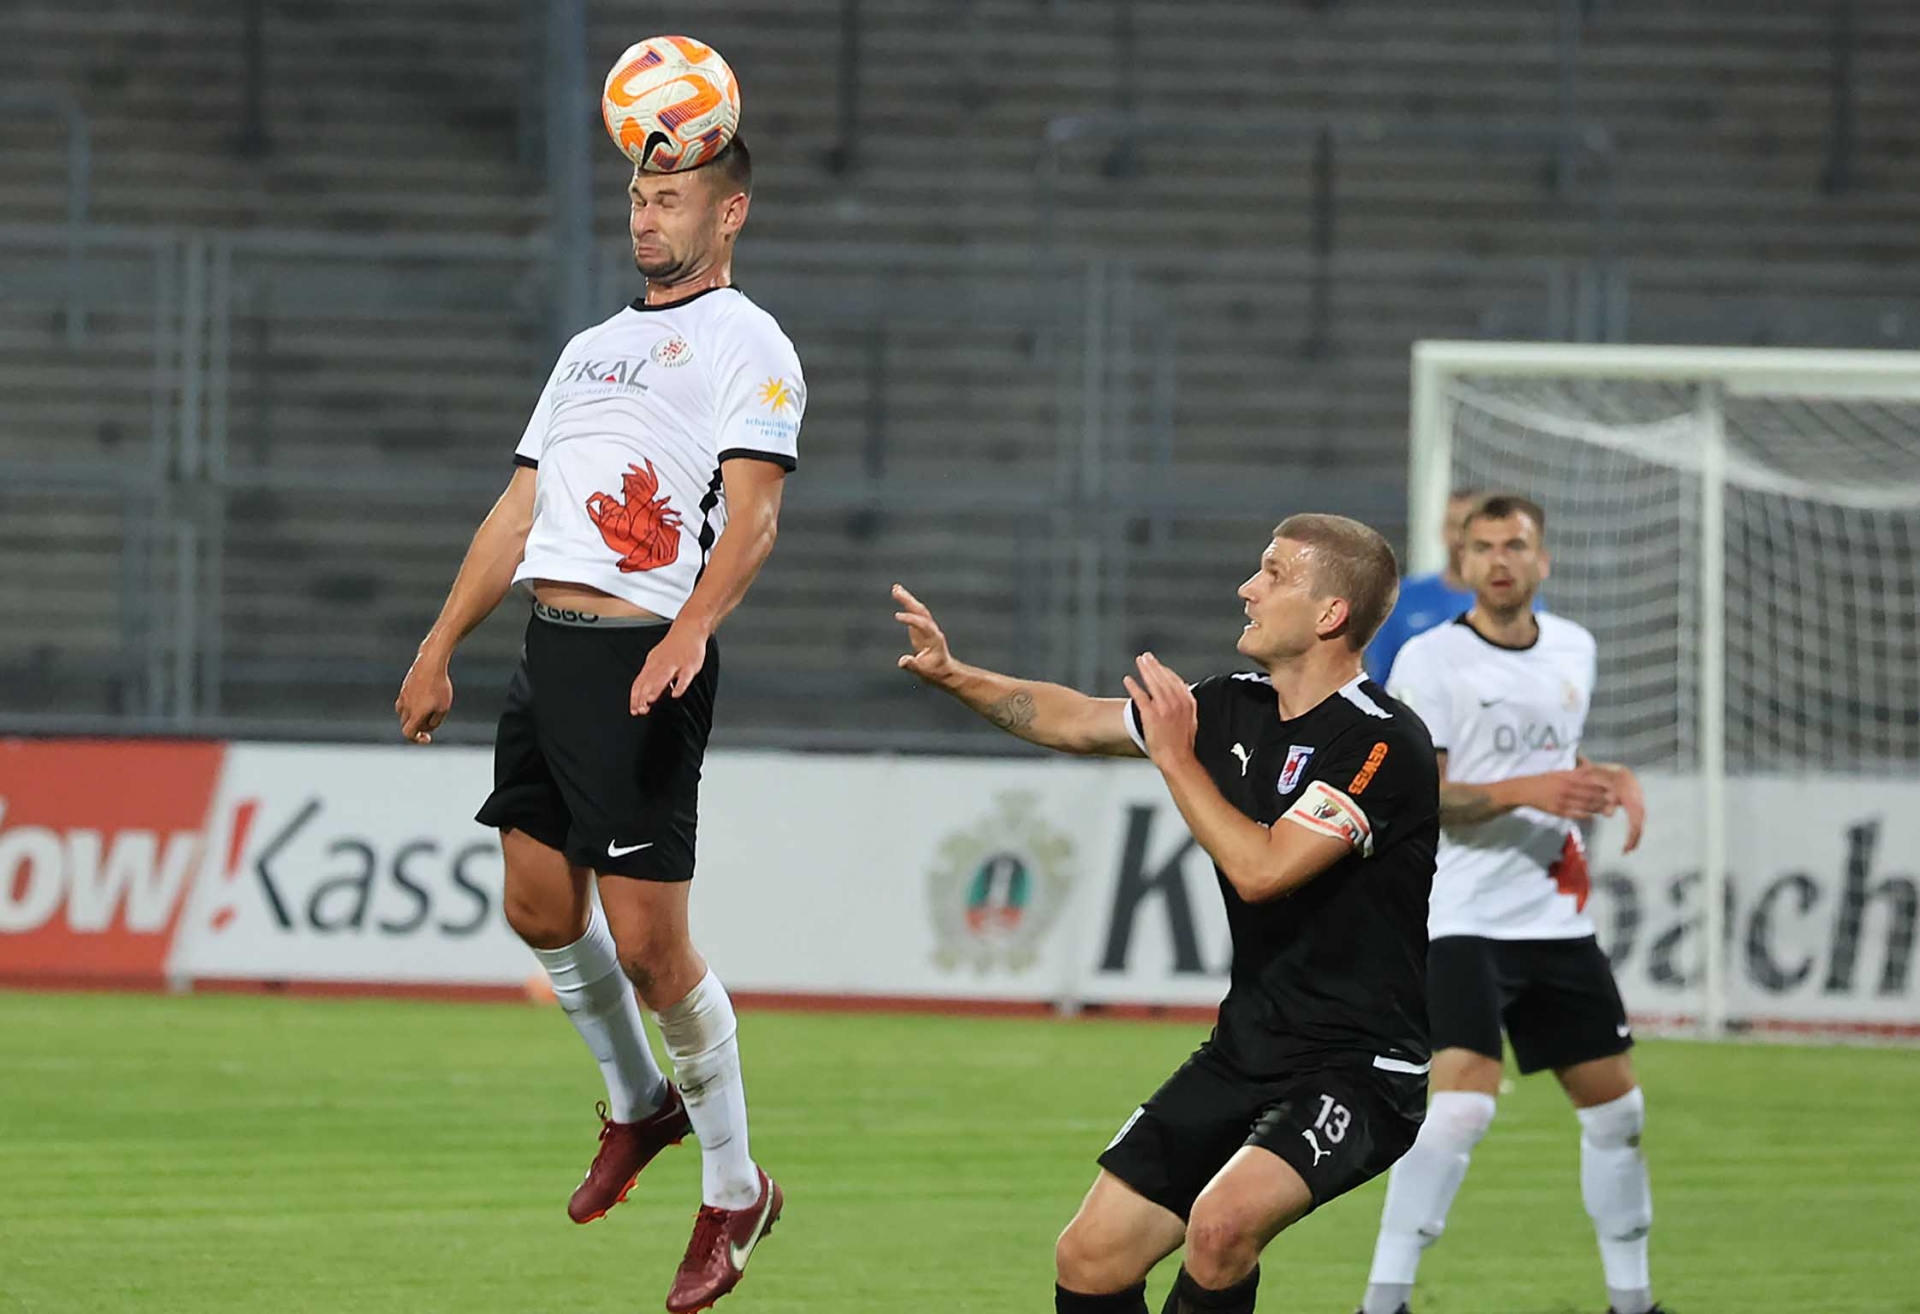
[584,460,683,573]
[1549,831,1591,911]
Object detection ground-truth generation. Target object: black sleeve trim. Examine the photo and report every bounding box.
[718,447,797,472]
[513,454,539,469]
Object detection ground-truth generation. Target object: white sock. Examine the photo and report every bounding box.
[655,969,759,1209]
[1578,1087,1653,1314]
[1362,1091,1498,1313]
[529,903,666,1123]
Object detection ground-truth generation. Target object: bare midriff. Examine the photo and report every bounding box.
[530,579,664,621]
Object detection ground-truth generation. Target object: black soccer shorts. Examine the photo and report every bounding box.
[1096,1044,1425,1220]
[474,606,717,882]
[1427,934,1633,1075]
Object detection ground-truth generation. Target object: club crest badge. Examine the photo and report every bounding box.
[1278,745,1315,795]
[650,333,692,367]
[928,792,1076,974]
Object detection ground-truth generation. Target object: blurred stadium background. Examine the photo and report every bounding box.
[8,0,1918,743]
[4,3,1918,1312]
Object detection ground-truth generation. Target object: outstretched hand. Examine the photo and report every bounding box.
[893,584,957,686]
[1121,652,1198,768]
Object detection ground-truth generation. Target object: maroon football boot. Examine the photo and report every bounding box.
[566,1086,692,1224]
[664,1168,784,1312]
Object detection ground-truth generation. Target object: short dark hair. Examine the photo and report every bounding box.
[1447,486,1483,504]
[1273,513,1401,652]
[698,133,752,197]
[1464,494,1547,536]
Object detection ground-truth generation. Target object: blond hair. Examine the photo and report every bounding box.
[1274,513,1401,651]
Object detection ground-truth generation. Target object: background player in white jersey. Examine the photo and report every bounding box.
[1357,495,1660,1314]
[1366,486,1544,683]
[393,136,801,1314]
[895,514,1439,1314]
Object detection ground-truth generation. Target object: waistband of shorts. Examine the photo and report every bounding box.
[532,600,670,629]
[1205,1041,1431,1084]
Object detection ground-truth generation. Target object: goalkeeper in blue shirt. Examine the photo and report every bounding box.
[1364,490,1482,681]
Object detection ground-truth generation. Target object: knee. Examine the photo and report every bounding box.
[1576,1086,1645,1151]
[1424,1090,1498,1149]
[610,929,701,1011]
[1053,1220,1097,1290]
[1054,1219,1140,1294]
[618,951,660,1001]
[503,884,584,951]
[1181,1204,1261,1291]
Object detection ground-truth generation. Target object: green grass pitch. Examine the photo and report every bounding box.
[1,990,1914,1313]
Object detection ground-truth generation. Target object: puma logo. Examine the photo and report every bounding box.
[1230,743,1252,776]
[1301,1128,1332,1167]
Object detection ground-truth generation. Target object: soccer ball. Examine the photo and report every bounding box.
[602,35,741,174]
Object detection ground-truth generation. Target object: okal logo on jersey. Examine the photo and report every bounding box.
[1278,745,1315,795]
[650,333,693,368]
[1494,721,1570,754]
[928,792,1076,974]
[585,460,683,573]
[561,357,650,389]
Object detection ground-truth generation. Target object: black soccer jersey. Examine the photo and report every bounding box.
[1129,672,1439,1078]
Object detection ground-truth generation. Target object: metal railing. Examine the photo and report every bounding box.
[1822,0,1860,196]
[4,227,1596,747]
[0,91,91,346]
[12,221,1917,749]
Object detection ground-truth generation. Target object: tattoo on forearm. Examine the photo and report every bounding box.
[1439,783,1503,826]
[983,690,1037,734]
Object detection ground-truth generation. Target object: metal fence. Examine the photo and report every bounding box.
[1,224,1609,748]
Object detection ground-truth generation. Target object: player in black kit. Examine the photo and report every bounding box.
[892,513,1440,1314]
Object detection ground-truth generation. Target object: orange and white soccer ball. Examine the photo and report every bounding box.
[602,35,741,174]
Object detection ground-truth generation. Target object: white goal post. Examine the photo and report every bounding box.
[1409,342,1920,1041]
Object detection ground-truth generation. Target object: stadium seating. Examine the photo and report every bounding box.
[4,0,1918,734]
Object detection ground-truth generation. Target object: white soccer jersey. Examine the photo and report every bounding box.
[511,287,804,618]
[1388,612,1598,940]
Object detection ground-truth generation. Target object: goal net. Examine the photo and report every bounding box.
[1409,343,1920,1040]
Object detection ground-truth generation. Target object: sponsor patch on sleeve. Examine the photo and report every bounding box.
[1281,779,1373,856]
[1348,741,1389,795]
[755,377,802,414]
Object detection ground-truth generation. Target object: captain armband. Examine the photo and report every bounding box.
[1280,780,1374,856]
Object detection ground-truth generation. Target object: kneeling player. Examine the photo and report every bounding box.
[894,514,1439,1313]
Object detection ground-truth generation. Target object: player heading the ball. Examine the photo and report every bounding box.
[397,35,798,1314]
